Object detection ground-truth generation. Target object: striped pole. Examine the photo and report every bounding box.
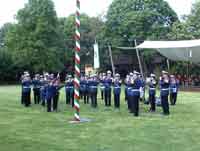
[74,0,81,121]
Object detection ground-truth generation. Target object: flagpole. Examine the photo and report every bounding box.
[74,0,81,121]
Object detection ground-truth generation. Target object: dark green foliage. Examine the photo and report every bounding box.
[5,0,65,73]
[105,0,178,46]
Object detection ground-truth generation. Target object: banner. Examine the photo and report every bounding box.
[93,43,100,69]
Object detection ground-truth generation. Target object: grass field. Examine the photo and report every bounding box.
[0,85,200,151]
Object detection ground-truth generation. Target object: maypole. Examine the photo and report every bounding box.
[74,0,81,121]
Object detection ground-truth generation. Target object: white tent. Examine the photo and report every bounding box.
[136,39,200,63]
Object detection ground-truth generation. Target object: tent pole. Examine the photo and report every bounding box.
[167,59,170,71]
[108,45,115,75]
[134,39,144,80]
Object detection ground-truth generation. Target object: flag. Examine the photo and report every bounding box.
[189,50,192,58]
[93,43,100,69]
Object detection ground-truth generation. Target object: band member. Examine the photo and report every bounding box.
[46,74,54,112]
[127,73,133,112]
[124,75,129,102]
[40,75,46,106]
[52,74,62,112]
[21,72,32,107]
[20,73,25,104]
[113,73,122,109]
[170,75,179,105]
[65,75,74,107]
[32,74,41,104]
[80,75,87,104]
[103,70,113,106]
[160,71,170,115]
[147,74,157,112]
[89,74,99,108]
[130,71,142,116]
[80,75,84,99]
[99,73,106,100]
[85,75,90,104]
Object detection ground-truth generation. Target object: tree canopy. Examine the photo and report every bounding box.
[105,0,178,46]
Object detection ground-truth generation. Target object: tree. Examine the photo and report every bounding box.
[5,0,65,73]
[105,0,178,46]
[167,21,194,40]
[60,14,107,70]
[184,0,200,39]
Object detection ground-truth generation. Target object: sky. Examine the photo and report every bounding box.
[0,0,196,27]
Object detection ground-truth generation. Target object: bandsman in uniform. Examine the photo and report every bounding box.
[21,72,32,107]
[159,71,170,115]
[89,74,99,108]
[85,75,90,104]
[46,74,54,112]
[80,75,84,99]
[32,74,41,104]
[147,74,157,112]
[99,73,106,100]
[113,73,122,109]
[103,70,113,106]
[40,74,46,106]
[130,71,142,116]
[65,75,74,107]
[170,75,179,105]
[81,75,88,104]
[124,74,130,102]
[126,73,133,112]
[52,73,62,112]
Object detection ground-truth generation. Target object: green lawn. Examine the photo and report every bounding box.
[0,86,200,151]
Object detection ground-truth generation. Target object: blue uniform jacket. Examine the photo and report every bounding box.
[89,80,98,93]
[46,85,55,100]
[103,78,112,90]
[65,81,74,94]
[40,81,46,101]
[160,80,169,96]
[80,80,87,92]
[32,79,41,89]
[130,78,142,96]
[149,83,156,96]
[22,80,31,93]
[127,82,132,96]
[170,83,179,94]
[113,81,121,94]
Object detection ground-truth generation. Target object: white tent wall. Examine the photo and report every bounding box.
[136,40,200,63]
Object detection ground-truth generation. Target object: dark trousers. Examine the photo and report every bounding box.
[161,95,170,115]
[149,94,156,111]
[53,92,59,111]
[127,94,131,111]
[125,89,127,101]
[170,93,177,105]
[101,89,104,100]
[23,91,31,107]
[47,98,52,112]
[80,90,83,99]
[86,90,90,104]
[33,88,40,104]
[91,91,97,108]
[66,91,71,104]
[71,92,74,107]
[83,91,89,104]
[114,93,120,108]
[104,89,111,106]
[131,95,140,116]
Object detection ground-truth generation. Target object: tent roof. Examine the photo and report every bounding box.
[136,39,200,49]
[135,39,200,63]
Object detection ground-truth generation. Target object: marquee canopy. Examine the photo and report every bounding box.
[135,39,200,63]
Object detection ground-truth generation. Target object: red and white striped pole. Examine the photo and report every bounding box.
[74,0,81,121]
